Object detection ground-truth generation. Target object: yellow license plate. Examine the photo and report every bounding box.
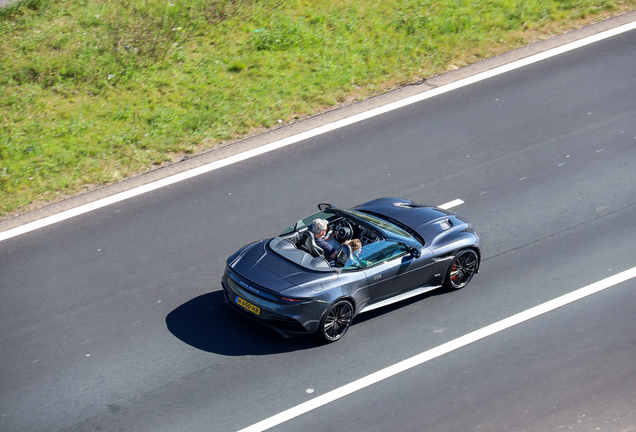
[235,296,261,315]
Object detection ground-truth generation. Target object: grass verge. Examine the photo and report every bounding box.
[1,0,635,216]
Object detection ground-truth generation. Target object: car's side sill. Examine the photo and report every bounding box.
[359,285,442,313]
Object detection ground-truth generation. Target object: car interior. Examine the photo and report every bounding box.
[273,215,384,270]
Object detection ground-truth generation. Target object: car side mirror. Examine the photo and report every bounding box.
[318,203,335,211]
[409,247,422,259]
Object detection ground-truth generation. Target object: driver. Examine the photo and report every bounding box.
[311,219,338,260]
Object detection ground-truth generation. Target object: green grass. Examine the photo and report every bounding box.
[1,0,634,215]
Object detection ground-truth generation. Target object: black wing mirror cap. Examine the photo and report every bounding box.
[318,203,335,212]
[409,247,422,259]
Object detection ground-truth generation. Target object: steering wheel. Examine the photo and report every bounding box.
[334,220,354,241]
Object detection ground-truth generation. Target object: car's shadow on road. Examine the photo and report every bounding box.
[167,287,456,355]
[166,291,322,356]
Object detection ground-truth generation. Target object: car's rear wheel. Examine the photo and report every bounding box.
[317,300,353,343]
[444,249,479,290]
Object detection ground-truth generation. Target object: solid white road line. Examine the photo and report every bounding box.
[237,266,636,432]
[2,20,635,243]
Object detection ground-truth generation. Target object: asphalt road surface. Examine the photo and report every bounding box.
[1,24,636,432]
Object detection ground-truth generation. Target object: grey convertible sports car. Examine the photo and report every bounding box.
[222,198,481,343]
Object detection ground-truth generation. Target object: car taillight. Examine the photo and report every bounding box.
[279,297,312,304]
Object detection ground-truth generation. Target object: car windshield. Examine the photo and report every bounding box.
[280,210,334,236]
[341,209,417,244]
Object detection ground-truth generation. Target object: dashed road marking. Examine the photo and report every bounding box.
[438,199,464,210]
[2,19,635,243]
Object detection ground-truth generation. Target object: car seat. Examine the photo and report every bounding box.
[299,231,324,258]
[336,243,352,267]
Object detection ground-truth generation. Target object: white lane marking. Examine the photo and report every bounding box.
[237,266,636,432]
[2,21,636,243]
[438,199,464,210]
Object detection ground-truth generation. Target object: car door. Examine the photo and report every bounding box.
[360,241,434,302]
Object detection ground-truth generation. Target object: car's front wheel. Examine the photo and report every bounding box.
[444,249,479,290]
[317,300,353,343]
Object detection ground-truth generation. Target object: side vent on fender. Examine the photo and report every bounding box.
[435,252,454,261]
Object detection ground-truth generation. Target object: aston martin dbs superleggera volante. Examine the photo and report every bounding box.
[222,198,481,342]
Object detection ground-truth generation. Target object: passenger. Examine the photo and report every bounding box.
[345,238,362,255]
[311,219,338,259]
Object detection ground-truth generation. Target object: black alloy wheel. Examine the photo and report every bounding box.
[318,300,353,343]
[444,249,479,290]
